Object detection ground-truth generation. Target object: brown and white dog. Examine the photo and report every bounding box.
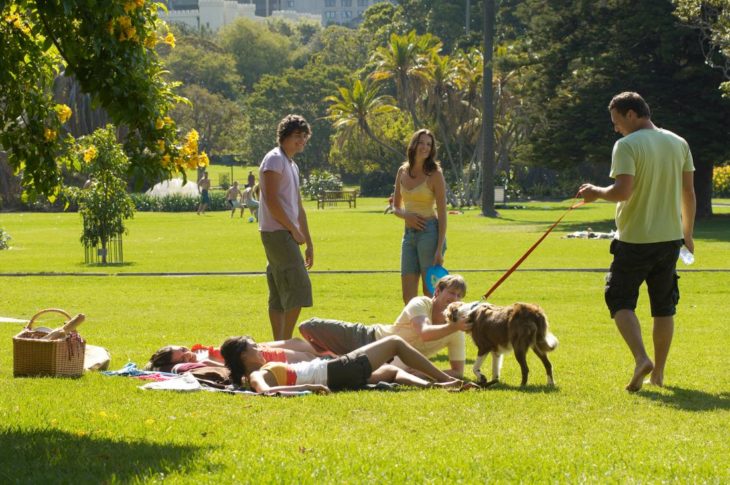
[445,301,559,387]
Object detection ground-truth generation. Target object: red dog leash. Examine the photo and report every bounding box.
[482,196,586,301]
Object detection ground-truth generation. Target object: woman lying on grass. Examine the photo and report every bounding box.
[221,334,469,394]
[144,338,324,372]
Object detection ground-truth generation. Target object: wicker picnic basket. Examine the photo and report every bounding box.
[13,309,86,378]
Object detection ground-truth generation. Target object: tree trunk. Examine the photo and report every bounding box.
[480,0,497,217]
[695,159,713,219]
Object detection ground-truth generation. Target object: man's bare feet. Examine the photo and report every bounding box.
[649,372,663,387]
[626,359,654,392]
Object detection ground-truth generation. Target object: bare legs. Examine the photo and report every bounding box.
[269,307,301,341]
[356,336,459,386]
[401,274,419,305]
[650,316,674,386]
[615,309,674,392]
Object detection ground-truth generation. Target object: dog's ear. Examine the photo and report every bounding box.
[444,302,461,322]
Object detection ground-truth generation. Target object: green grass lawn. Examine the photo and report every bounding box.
[1,199,729,482]
[184,163,258,188]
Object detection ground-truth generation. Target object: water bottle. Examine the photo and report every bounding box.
[679,246,694,265]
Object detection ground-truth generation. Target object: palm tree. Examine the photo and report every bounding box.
[325,78,403,160]
[370,31,441,129]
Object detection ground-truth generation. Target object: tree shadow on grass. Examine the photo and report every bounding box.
[0,427,210,483]
[636,386,730,412]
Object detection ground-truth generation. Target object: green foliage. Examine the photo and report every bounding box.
[673,0,730,96]
[301,170,343,198]
[219,173,230,191]
[359,170,393,197]
[0,1,192,198]
[70,126,135,263]
[129,191,226,212]
[171,84,249,158]
[0,228,11,250]
[310,25,370,71]
[245,63,349,173]
[163,43,243,98]
[219,18,293,88]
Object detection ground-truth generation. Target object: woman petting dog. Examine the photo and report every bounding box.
[220,335,471,394]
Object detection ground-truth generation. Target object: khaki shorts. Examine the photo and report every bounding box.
[261,230,313,312]
[299,318,377,355]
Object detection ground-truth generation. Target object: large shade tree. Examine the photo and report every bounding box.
[514,0,730,218]
[1,0,206,199]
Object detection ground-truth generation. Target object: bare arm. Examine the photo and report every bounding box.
[298,194,313,268]
[248,370,329,394]
[578,174,634,203]
[262,170,305,243]
[432,170,447,266]
[410,314,471,342]
[681,171,696,252]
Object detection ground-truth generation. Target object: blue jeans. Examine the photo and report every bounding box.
[400,218,445,275]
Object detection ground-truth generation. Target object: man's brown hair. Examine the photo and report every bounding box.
[277,114,311,144]
[608,92,651,118]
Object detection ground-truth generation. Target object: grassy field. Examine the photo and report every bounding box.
[1,199,729,483]
[184,164,258,189]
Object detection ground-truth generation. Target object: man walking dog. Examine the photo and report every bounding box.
[578,92,696,392]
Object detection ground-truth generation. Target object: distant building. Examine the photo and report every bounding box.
[161,0,391,29]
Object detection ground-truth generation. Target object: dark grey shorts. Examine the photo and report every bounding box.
[326,353,373,391]
[299,318,377,355]
[261,230,313,312]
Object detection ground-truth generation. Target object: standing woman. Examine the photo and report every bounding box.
[393,129,447,304]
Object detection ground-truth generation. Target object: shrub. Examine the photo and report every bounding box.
[713,163,730,197]
[131,191,228,212]
[219,174,231,191]
[360,170,393,197]
[0,228,11,250]
[301,170,342,199]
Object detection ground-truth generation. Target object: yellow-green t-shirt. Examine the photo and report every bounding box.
[610,128,694,243]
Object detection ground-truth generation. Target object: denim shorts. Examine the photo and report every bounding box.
[400,218,445,275]
[604,239,682,318]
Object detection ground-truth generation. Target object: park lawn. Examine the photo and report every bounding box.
[1,197,729,274]
[0,269,728,483]
[1,201,728,482]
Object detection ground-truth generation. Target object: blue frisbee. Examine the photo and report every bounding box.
[425,265,449,294]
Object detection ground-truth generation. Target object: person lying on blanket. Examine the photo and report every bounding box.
[144,338,325,372]
[220,334,473,394]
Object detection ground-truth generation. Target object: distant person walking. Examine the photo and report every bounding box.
[578,91,696,392]
[258,114,314,340]
[225,181,242,218]
[247,170,256,188]
[197,171,211,215]
[242,184,259,221]
[392,129,448,304]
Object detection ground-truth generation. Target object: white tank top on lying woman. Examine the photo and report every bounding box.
[261,358,328,385]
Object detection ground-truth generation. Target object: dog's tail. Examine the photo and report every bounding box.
[535,310,559,352]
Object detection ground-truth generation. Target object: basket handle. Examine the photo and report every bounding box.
[26,309,71,330]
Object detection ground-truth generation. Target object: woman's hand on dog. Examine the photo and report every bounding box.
[449,315,472,332]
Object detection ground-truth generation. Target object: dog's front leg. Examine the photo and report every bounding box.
[491,352,504,381]
[473,353,488,384]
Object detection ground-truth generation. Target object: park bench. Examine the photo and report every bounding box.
[494,185,506,205]
[316,190,358,209]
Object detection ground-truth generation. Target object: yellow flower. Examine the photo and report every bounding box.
[161,154,171,167]
[156,140,165,152]
[165,32,176,48]
[55,104,72,123]
[135,0,145,7]
[155,118,165,130]
[123,0,138,13]
[117,16,132,29]
[144,33,157,48]
[44,128,57,142]
[163,116,174,126]
[197,152,210,167]
[83,146,97,162]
